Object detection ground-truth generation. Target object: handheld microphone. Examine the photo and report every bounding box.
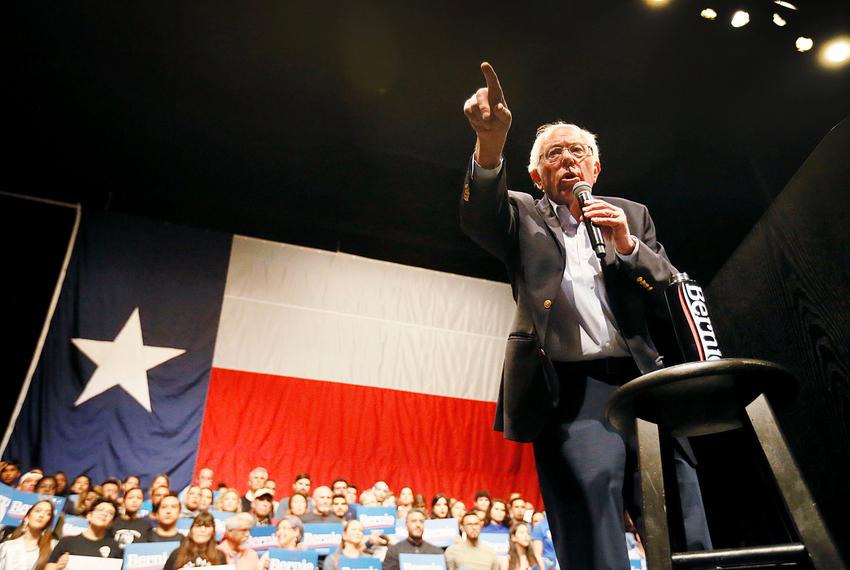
[572,181,606,259]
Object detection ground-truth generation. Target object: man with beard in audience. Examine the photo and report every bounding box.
[46,498,122,568]
[276,472,313,519]
[384,508,444,570]
[241,467,269,512]
[508,497,526,527]
[250,488,276,526]
[101,478,122,503]
[182,485,203,518]
[445,512,500,570]
[329,494,353,522]
[301,486,333,523]
[146,494,183,542]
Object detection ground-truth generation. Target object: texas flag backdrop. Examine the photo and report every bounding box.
[3,210,541,504]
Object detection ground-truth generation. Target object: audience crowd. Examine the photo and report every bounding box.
[0,459,645,570]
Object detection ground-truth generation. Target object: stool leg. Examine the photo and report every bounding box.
[745,394,847,570]
[637,417,673,570]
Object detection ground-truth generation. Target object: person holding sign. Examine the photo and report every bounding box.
[163,512,226,570]
[274,516,304,551]
[460,62,712,570]
[383,509,443,570]
[322,520,373,570]
[109,488,151,548]
[217,513,265,570]
[45,498,122,569]
[0,499,57,570]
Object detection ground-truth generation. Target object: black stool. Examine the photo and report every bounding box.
[605,358,846,570]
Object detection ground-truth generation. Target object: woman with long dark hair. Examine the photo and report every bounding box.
[162,512,225,570]
[0,500,57,570]
[430,494,450,519]
[482,499,510,533]
[507,523,542,570]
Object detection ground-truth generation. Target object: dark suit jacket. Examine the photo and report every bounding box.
[459,162,677,443]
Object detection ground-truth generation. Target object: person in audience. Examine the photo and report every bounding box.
[110,487,152,548]
[430,494,450,519]
[79,489,103,515]
[396,487,415,520]
[445,512,500,570]
[287,492,309,518]
[0,499,57,570]
[216,488,243,513]
[178,467,214,501]
[413,494,427,510]
[16,472,41,493]
[0,461,21,487]
[474,491,491,515]
[240,467,269,512]
[100,478,122,503]
[249,488,275,526]
[163,511,226,570]
[275,516,305,550]
[264,479,281,514]
[508,497,526,528]
[45,498,122,568]
[122,475,140,494]
[331,479,348,497]
[69,475,90,496]
[199,487,214,511]
[217,513,264,569]
[275,473,313,519]
[53,472,69,497]
[63,476,93,515]
[523,501,535,524]
[322,520,373,570]
[330,494,352,522]
[344,484,358,506]
[150,485,171,511]
[383,508,443,570]
[531,511,545,527]
[146,494,182,542]
[35,476,57,496]
[301,486,333,523]
[531,513,555,570]
[483,500,510,533]
[451,500,467,521]
[372,482,391,505]
[359,490,378,507]
[181,485,202,518]
[507,523,542,570]
[148,474,170,498]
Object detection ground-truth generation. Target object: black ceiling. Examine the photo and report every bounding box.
[11,0,849,283]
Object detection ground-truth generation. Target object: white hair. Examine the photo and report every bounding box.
[249,467,268,478]
[225,512,254,530]
[527,122,601,180]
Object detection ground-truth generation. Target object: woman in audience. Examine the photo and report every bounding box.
[69,475,91,496]
[287,492,309,518]
[430,494,450,519]
[80,489,103,515]
[214,488,242,513]
[322,520,373,570]
[198,487,214,511]
[109,487,152,548]
[507,523,542,570]
[63,476,91,515]
[162,512,225,570]
[483,499,510,533]
[53,473,68,497]
[147,474,170,499]
[450,500,467,521]
[16,473,41,493]
[122,475,140,495]
[275,516,305,550]
[34,477,57,496]
[0,500,56,570]
[396,487,414,520]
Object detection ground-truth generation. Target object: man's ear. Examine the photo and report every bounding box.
[593,161,602,183]
[529,169,542,188]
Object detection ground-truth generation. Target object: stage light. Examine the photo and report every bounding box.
[731,10,750,28]
[819,37,850,67]
[774,0,797,10]
[643,0,671,8]
[772,13,786,26]
[700,8,717,20]
[796,37,813,52]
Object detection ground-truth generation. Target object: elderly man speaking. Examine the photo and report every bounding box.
[460,62,712,570]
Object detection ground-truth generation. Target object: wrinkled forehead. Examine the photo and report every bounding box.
[542,125,588,148]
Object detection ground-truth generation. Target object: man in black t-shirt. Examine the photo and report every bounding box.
[46,498,122,568]
[145,494,184,542]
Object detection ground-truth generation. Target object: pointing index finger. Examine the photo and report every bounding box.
[481,61,506,106]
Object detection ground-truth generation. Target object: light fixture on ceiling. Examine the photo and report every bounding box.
[795,37,814,52]
[772,13,786,27]
[774,0,797,10]
[819,36,850,68]
[731,10,750,28]
[700,8,717,20]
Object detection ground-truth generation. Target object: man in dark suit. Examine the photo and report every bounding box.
[460,62,711,570]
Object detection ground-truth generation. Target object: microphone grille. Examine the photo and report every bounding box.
[572,181,592,197]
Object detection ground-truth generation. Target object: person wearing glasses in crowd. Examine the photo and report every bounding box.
[445,512,499,570]
[163,511,226,570]
[460,62,712,570]
[218,513,266,570]
[274,516,305,551]
[0,500,57,570]
[45,498,122,568]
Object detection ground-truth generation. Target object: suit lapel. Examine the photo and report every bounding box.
[535,197,566,259]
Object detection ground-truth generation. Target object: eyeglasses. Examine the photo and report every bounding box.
[92,508,116,517]
[541,143,592,163]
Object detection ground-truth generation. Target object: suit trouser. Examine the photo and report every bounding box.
[532,359,712,570]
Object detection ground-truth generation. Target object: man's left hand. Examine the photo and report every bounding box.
[580,199,636,254]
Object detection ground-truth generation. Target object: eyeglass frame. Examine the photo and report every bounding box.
[539,142,594,164]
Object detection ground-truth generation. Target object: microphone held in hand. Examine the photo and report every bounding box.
[572,181,606,259]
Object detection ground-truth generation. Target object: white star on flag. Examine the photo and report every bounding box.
[71,307,186,412]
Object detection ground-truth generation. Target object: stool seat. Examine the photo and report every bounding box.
[606,357,798,437]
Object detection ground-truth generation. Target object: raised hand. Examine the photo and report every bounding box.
[463,62,512,168]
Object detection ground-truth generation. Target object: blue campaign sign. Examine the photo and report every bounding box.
[0,482,66,530]
[356,506,397,534]
[392,519,408,542]
[301,523,343,555]
[122,541,180,570]
[61,515,89,537]
[176,518,192,536]
[399,553,446,570]
[248,525,278,552]
[339,556,382,570]
[423,519,458,548]
[478,532,509,557]
[267,549,319,570]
